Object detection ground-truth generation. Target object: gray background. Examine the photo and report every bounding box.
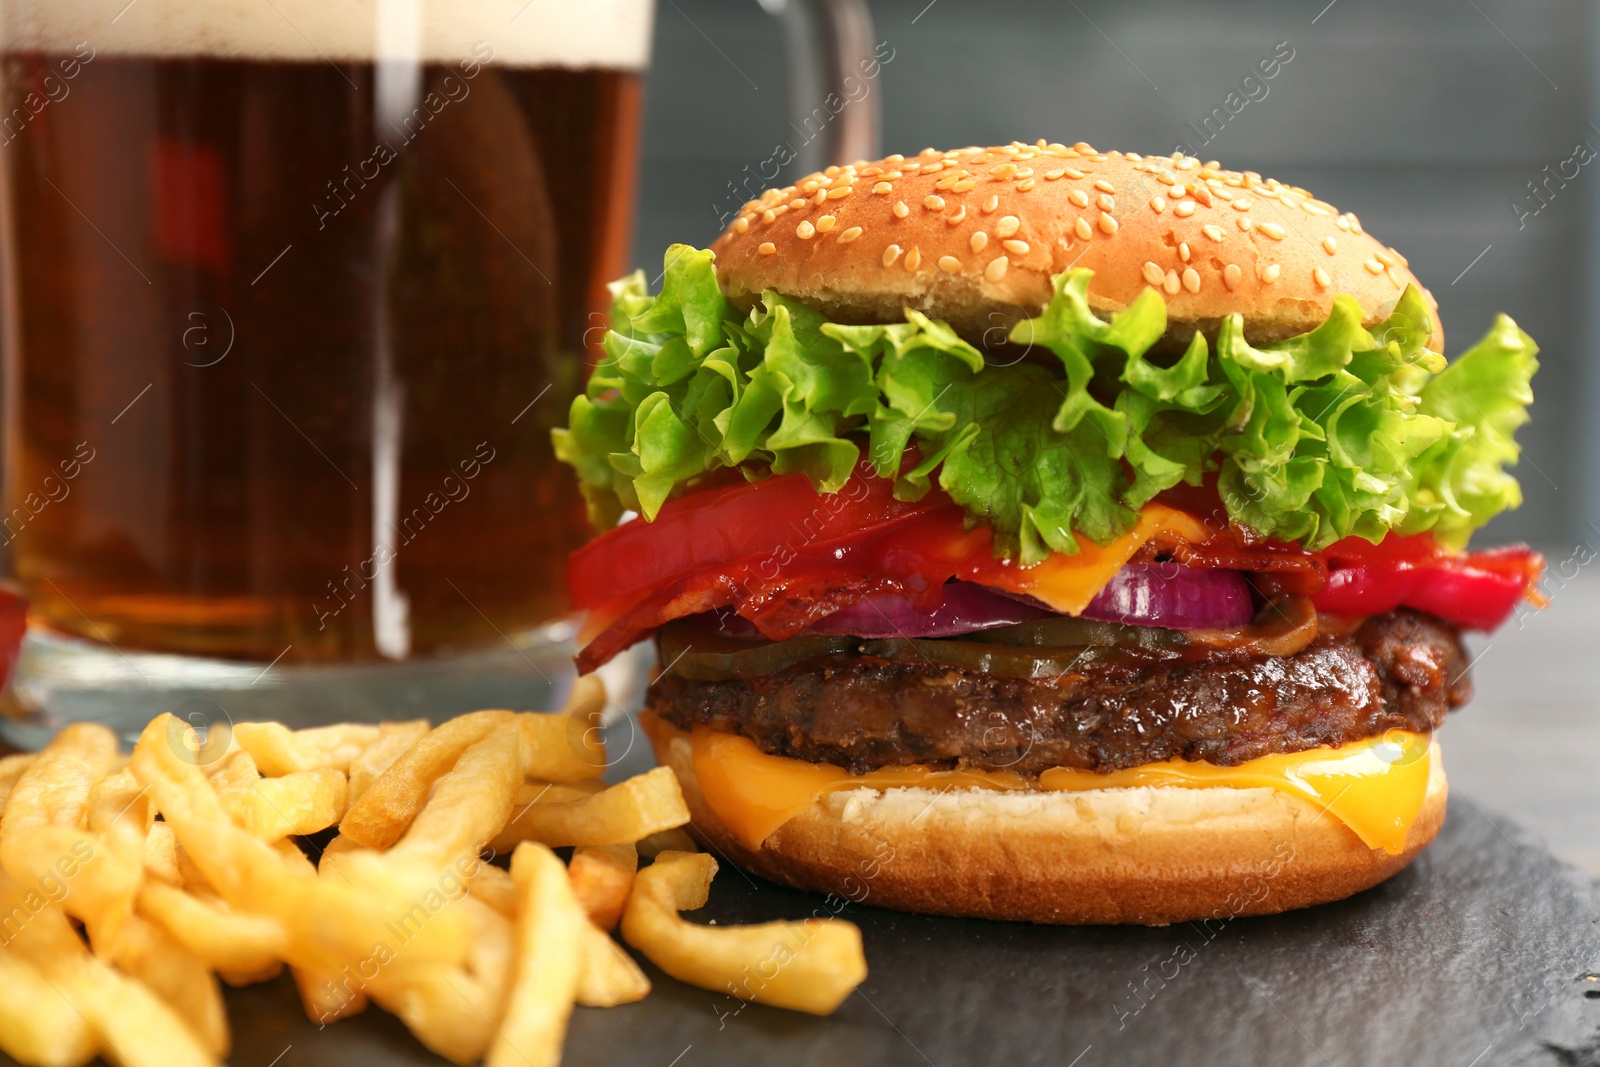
[632,0,1596,554]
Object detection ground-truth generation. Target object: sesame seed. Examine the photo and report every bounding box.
[838,226,863,244]
[801,180,819,194]
[883,243,903,267]
[1190,184,1213,207]
[733,217,750,233]
[1313,267,1331,288]
[761,209,777,224]
[1212,186,1234,202]
[758,242,777,255]
[1142,261,1164,286]
[995,215,1021,238]
[814,190,827,206]
[905,247,922,271]
[1015,167,1034,178]
[938,254,962,274]
[1002,238,1030,254]
[1304,204,1331,217]
[1017,178,1036,191]
[826,186,852,200]
[1065,167,1087,179]
[1182,267,1201,293]
[934,175,958,190]
[1387,266,1404,288]
[924,195,946,211]
[1374,250,1396,267]
[825,165,840,177]
[956,179,979,192]
[816,215,837,233]
[796,220,815,239]
[789,198,806,211]
[1074,217,1094,240]
[1178,242,1191,262]
[1364,258,1383,274]
[1237,217,1253,232]
[1175,201,1196,218]
[1151,196,1167,213]
[1260,263,1281,283]
[893,201,910,219]
[886,153,905,163]
[1068,189,1089,208]
[772,204,790,218]
[992,163,1018,179]
[1094,179,1116,193]
[1098,212,1118,235]
[1045,168,1067,180]
[1202,224,1223,242]
[946,205,968,224]
[1223,264,1242,290]
[1335,215,1350,231]
[985,256,1009,282]
[982,195,1000,213]
[1163,270,1181,295]
[1259,222,1286,240]
[1321,236,1338,254]
[861,166,882,177]
[1097,193,1115,212]
[1349,215,1364,234]
[1233,198,1253,211]
[971,232,989,253]
[873,181,893,195]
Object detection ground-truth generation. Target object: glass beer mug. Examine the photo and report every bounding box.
[0,0,876,734]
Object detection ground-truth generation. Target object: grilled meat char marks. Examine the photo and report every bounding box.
[650,610,1471,776]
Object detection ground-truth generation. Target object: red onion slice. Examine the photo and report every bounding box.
[693,565,1255,641]
[1079,562,1255,630]
[801,582,1052,638]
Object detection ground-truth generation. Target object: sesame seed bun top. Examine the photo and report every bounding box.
[710,141,1443,349]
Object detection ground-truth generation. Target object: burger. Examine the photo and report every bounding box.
[553,142,1542,925]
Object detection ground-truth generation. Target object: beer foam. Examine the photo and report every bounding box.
[0,0,652,68]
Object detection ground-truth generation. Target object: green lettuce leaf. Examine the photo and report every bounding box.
[554,244,1537,562]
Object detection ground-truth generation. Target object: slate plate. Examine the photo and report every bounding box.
[110,796,1600,1067]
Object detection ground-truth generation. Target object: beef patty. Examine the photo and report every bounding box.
[649,609,1471,775]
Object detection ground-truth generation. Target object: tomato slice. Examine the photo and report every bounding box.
[1311,548,1544,632]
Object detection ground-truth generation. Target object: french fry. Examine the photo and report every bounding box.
[294,965,367,1026]
[232,722,383,777]
[97,914,229,1059]
[621,851,867,1015]
[0,753,37,818]
[467,860,515,918]
[339,711,513,849]
[129,714,469,972]
[217,768,348,841]
[636,827,698,858]
[521,674,608,783]
[486,843,583,1067]
[568,843,637,931]
[141,823,181,885]
[0,947,96,1067]
[364,896,511,1066]
[0,724,139,942]
[490,766,689,851]
[137,881,286,978]
[0,880,217,1067]
[388,722,521,868]
[347,720,430,804]
[204,749,258,792]
[575,921,650,1007]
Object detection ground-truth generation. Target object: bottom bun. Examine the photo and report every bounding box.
[653,730,1447,926]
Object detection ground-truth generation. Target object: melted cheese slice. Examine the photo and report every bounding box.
[668,719,1431,856]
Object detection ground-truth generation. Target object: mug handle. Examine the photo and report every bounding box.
[759,0,882,175]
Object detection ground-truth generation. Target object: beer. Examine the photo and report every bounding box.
[0,1,650,663]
